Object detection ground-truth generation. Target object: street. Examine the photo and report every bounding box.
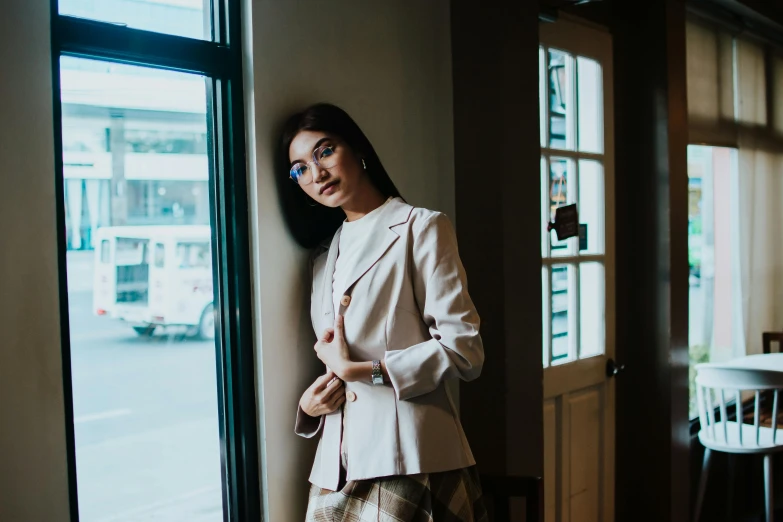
[66,252,223,522]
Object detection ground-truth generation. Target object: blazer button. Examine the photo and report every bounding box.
[340,295,351,307]
[346,391,357,402]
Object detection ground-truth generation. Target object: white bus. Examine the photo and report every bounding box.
[93,225,215,339]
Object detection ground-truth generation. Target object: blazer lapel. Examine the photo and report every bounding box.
[336,198,414,298]
[320,228,342,329]
[318,197,414,327]
[338,228,399,298]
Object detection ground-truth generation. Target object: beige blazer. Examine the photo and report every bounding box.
[294,197,484,491]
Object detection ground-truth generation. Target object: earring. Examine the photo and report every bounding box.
[362,158,367,170]
[301,190,319,208]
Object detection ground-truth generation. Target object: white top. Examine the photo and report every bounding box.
[332,197,393,315]
[332,197,392,469]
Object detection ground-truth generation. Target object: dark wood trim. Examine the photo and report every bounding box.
[612,1,691,521]
[54,15,231,77]
[480,475,543,522]
[688,0,783,49]
[451,0,544,482]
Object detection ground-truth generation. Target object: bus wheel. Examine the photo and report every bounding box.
[198,304,216,340]
[133,326,156,337]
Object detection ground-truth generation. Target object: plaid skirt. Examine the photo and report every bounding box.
[305,466,488,522]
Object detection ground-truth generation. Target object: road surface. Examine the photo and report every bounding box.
[67,251,224,521]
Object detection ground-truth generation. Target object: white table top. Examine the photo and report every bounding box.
[712,353,783,372]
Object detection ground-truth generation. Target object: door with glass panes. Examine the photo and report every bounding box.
[540,18,615,522]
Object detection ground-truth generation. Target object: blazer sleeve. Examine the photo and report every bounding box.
[295,406,325,438]
[385,212,484,401]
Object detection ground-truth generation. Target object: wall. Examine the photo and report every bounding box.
[451,0,544,481]
[241,1,455,519]
[0,0,72,520]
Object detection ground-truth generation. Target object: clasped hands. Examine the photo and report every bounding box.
[299,315,356,417]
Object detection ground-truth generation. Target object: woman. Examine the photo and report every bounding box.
[279,103,486,521]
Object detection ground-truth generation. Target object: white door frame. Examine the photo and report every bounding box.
[540,15,615,522]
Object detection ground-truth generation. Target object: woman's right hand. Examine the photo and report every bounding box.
[299,370,345,417]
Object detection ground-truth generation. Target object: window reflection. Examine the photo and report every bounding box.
[552,265,571,361]
[687,145,739,418]
[58,0,212,41]
[549,158,572,255]
[61,55,223,521]
[549,49,570,149]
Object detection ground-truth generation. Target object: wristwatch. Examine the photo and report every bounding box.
[371,360,384,385]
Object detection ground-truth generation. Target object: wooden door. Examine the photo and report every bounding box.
[540,17,615,522]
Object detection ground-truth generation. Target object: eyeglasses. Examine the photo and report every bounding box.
[289,143,341,185]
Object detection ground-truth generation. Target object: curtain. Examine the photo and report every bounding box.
[735,134,783,355]
[734,38,783,356]
[687,18,783,358]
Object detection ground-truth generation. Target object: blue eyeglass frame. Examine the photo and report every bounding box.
[289,143,337,185]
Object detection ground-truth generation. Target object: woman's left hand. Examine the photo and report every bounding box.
[314,315,352,380]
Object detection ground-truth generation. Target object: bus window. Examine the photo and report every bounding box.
[116,238,148,266]
[177,242,211,269]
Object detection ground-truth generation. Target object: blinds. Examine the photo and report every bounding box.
[772,52,783,135]
[686,17,783,148]
[735,37,767,127]
[686,19,735,144]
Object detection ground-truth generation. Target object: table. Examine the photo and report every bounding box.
[713,353,783,372]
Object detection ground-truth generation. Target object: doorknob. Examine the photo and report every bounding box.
[606,358,625,378]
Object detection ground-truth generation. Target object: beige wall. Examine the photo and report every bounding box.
[0,0,72,520]
[0,1,457,519]
[242,0,455,519]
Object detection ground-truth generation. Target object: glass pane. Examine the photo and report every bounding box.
[687,145,740,418]
[577,56,603,153]
[578,160,604,255]
[58,0,212,41]
[541,156,549,258]
[60,56,223,521]
[551,265,572,362]
[542,267,551,367]
[579,263,605,358]
[548,49,573,149]
[549,158,574,256]
[539,47,547,148]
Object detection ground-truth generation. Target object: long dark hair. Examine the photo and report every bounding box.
[275,103,403,249]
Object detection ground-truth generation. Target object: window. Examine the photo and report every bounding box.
[116,237,149,265]
[686,19,783,419]
[687,144,741,418]
[154,243,166,268]
[178,242,211,269]
[53,2,258,521]
[58,0,212,41]
[125,129,208,155]
[540,45,606,365]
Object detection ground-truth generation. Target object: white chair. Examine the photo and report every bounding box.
[694,364,783,522]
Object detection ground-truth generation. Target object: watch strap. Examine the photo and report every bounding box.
[371,360,384,385]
